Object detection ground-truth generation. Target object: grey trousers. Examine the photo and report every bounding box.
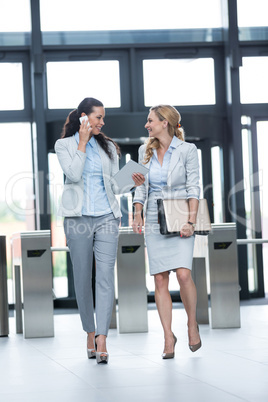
[64,213,120,336]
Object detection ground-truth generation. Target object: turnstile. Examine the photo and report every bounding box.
[192,257,209,325]
[0,235,9,337]
[116,228,148,333]
[192,235,209,325]
[208,223,241,328]
[11,231,54,338]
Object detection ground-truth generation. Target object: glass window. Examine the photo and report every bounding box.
[0,0,31,32]
[198,149,204,198]
[46,61,121,109]
[241,125,258,292]
[0,123,35,304]
[240,57,268,104]
[48,153,68,298]
[40,0,222,31]
[211,146,223,223]
[237,0,268,27]
[143,58,215,106]
[256,121,268,294]
[0,63,24,110]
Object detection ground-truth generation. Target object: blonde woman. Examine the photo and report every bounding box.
[132,105,201,358]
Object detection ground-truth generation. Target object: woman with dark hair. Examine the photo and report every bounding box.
[55,97,144,364]
[132,105,201,359]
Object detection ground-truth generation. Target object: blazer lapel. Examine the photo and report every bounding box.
[141,148,151,190]
[168,140,184,175]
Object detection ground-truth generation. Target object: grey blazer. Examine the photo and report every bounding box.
[133,139,200,214]
[55,136,121,218]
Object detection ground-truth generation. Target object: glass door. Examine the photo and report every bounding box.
[256,120,268,295]
[241,117,267,297]
[0,123,35,304]
[48,152,68,298]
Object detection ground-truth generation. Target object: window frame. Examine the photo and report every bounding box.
[0,52,32,121]
[239,46,268,118]
[134,46,224,113]
[44,49,131,118]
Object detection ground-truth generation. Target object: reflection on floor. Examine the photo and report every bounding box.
[1,302,268,402]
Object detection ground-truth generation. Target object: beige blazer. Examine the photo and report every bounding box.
[55,136,121,218]
[133,139,200,214]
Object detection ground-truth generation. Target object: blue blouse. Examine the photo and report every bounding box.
[74,132,112,216]
[149,136,179,193]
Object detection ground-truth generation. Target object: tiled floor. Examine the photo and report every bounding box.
[1,302,268,402]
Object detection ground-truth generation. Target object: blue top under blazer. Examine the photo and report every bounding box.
[55,135,121,218]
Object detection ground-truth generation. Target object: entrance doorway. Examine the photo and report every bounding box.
[257,120,268,295]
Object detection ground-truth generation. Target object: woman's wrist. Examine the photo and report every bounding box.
[134,211,142,216]
[188,221,196,228]
[78,142,87,152]
[79,136,91,145]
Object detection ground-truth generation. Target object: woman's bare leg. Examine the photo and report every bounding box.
[176,268,200,345]
[154,272,175,353]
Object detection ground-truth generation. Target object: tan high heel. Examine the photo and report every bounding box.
[162,333,177,359]
[189,324,202,352]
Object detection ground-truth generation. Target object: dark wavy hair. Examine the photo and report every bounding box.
[61,97,120,159]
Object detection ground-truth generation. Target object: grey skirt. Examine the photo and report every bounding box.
[145,192,195,275]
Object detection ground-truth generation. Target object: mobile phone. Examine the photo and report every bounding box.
[79,115,90,127]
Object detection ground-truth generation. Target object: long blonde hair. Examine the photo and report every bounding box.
[143,105,184,164]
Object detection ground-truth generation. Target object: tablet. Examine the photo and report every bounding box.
[112,159,149,193]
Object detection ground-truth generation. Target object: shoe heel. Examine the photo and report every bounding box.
[173,333,177,347]
[162,333,177,359]
[189,324,202,352]
[95,335,109,364]
[96,352,109,364]
[87,348,96,359]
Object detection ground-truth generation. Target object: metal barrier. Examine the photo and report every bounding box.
[191,227,266,329]
[51,230,268,332]
[237,239,268,245]
[208,223,241,329]
[52,229,148,333]
[51,246,117,329]
[116,227,148,333]
[192,235,209,325]
[9,227,267,337]
[44,227,250,332]
[192,257,209,325]
[11,231,54,338]
[0,235,9,337]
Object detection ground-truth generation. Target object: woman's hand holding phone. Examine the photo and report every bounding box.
[78,116,92,148]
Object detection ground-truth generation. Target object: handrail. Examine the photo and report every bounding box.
[50,238,268,252]
[51,247,70,252]
[236,239,268,245]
